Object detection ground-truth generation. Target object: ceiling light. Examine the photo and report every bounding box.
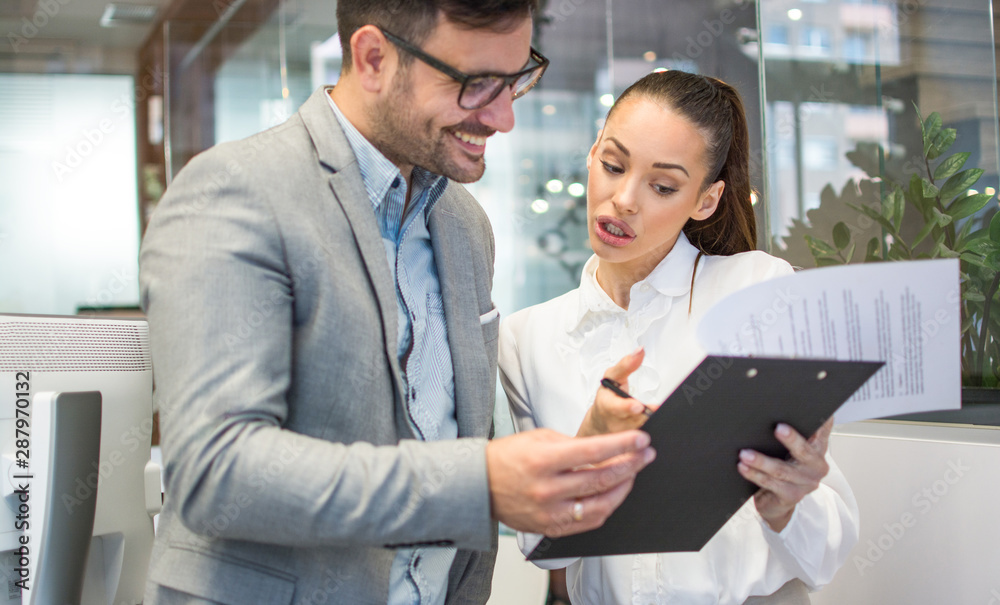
[101,3,159,27]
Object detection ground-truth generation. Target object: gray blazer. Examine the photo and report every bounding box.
[140,87,500,604]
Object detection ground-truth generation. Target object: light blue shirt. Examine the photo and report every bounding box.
[327,91,459,605]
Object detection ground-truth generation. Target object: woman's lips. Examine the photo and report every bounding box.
[595,216,636,247]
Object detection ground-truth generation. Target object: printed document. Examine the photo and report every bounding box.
[697,259,961,422]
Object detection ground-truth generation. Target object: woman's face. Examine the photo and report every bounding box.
[586,97,724,277]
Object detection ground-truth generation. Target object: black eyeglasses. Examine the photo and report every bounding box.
[379,28,549,110]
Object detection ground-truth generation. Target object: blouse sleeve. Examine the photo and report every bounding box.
[754,454,860,588]
[498,314,537,433]
[498,312,582,570]
[706,446,860,603]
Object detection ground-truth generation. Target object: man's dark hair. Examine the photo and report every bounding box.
[336,0,538,70]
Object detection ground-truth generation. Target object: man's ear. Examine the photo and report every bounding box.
[692,180,724,221]
[350,25,394,93]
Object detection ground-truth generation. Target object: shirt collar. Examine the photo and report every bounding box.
[567,231,702,333]
[325,88,446,214]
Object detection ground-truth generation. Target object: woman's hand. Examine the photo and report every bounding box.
[577,348,655,437]
[737,418,834,532]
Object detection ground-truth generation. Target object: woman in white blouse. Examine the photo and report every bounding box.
[498,71,859,604]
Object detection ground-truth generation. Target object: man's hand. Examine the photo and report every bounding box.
[737,418,834,532]
[486,428,655,537]
[577,348,655,437]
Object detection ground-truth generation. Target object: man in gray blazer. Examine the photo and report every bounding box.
[139,1,655,603]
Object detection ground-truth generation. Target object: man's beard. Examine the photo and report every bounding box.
[367,68,488,184]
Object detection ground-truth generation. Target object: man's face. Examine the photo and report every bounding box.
[367,15,533,183]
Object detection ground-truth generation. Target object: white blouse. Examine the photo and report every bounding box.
[498,233,859,605]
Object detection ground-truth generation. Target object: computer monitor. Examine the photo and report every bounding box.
[0,313,159,604]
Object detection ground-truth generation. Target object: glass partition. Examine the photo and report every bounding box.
[0,73,140,315]
[758,0,1000,388]
[149,0,1000,396]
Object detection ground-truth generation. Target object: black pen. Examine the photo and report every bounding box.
[600,378,654,417]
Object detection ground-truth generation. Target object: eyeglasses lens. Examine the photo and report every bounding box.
[458,66,545,109]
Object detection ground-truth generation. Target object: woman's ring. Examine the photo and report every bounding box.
[572,499,584,522]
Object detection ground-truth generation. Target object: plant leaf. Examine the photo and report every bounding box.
[936,245,960,259]
[805,235,838,257]
[990,211,1000,243]
[986,251,1000,272]
[887,244,909,260]
[816,257,842,267]
[920,179,940,199]
[865,237,881,261]
[965,237,1000,255]
[961,252,993,269]
[913,217,937,247]
[907,174,930,214]
[929,128,957,161]
[964,291,987,302]
[892,186,905,227]
[922,112,943,155]
[939,168,984,202]
[930,207,953,228]
[946,193,992,221]
[845,241,856,263]
[955,217,977,249]
[832,222,851,250]
[848,202,898,236]
[933,152,970,181]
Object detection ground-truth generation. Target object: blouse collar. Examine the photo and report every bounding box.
[567,231,701,333]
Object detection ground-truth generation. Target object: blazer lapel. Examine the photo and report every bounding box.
[297,87,411,437]
[430,195,492,439]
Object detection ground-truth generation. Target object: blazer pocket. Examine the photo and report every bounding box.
[479,307,500,345]
[148,544,296,605]
[479,307,499,325]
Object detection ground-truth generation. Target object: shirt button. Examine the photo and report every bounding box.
[641,284,651,292]
[392,177,400,188]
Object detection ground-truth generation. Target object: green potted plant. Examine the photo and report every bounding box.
[791,107,1000,406]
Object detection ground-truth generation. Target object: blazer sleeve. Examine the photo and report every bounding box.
[140,147,492,551]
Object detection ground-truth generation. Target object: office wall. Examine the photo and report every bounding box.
[815,422,1000,604]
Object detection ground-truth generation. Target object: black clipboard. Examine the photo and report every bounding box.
[528,355,883,560]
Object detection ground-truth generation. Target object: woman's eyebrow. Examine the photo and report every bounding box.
[607,136,630,157]
[652,162,689,176]
[606,136,690,176]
